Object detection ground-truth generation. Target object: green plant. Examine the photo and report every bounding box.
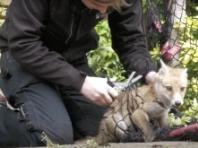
[87,21,126,81]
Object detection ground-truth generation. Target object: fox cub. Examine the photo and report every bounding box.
[77,60,188,144]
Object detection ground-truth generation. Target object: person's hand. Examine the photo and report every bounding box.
[160,41,181,61]
[145,71,158,84]
[80,76,118,106]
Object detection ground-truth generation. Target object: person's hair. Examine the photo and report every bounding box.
[95,0,129,11]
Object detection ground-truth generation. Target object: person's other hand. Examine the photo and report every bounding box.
[80,76,118,106]
[160,41,181,61]
[145,71,158,84]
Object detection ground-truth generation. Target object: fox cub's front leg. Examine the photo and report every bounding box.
[159,110,169,128]
[131,109,155,142]
[143,102,169,128]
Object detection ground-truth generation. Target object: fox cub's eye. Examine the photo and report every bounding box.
[165,86,172,91]
[181,87,186,92]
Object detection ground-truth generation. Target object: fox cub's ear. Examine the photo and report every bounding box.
[158,59,169,75]
[182,68,188,78]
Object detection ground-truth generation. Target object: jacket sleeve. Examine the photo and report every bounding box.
[108,0,157,78]
[6,0,85,91]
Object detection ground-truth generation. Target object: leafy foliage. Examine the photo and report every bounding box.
[0,0,10,26]
[87,21,126,81]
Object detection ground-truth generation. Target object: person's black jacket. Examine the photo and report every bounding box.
[0,0,156,91]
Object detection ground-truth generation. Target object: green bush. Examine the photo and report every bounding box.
[88,21,126,81]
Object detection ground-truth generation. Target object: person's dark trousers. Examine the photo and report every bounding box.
[0,50,106,147]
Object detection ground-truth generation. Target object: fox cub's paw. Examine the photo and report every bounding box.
[144,130,156,142]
